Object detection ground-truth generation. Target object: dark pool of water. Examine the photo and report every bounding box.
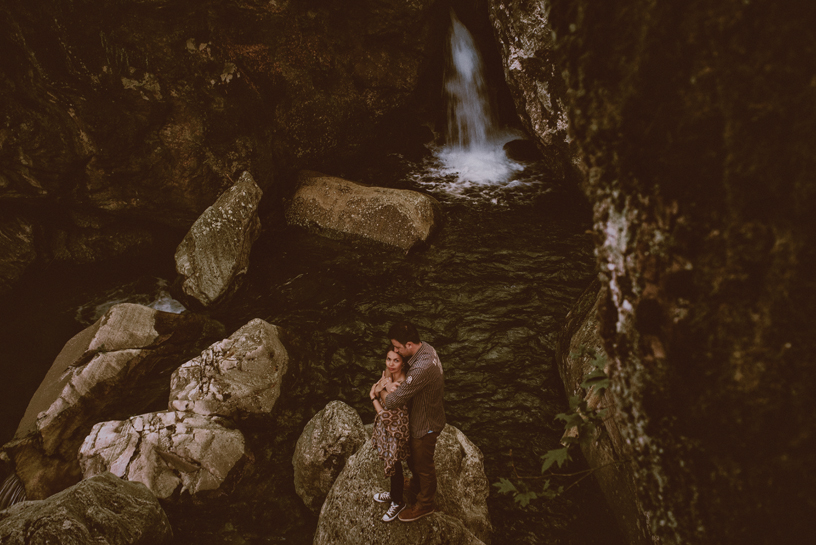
[0,153,623,544]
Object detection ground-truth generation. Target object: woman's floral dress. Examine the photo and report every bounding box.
[371,403,411,477]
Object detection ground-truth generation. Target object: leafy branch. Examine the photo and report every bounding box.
[493,346,613,506]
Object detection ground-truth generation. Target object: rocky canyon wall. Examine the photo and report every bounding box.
[0,0,441,295]
[492,0,816,543]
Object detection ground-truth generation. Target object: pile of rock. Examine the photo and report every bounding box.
[293,401,493,545]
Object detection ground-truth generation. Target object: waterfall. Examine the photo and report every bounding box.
[0,472,27,510]
[445,10,497,150]
[434,10,523,188]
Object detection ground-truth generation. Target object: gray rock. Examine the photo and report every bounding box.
[542,1,816,542]
[285,171,443,253]
[0,214,36,298]
[292,401,367,512]
[0,472,172,545]
[488,1,569,149]
[557,279,656,545]
[79,411,250,502]
[314,424,492,545]
[175,171,263,307]
[169,318,289,419]
[4,303,224,500]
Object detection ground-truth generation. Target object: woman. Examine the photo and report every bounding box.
[369,348,411,522]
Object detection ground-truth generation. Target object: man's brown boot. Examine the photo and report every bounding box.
[398,503,436,522]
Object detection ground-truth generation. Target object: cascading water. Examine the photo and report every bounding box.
[0,472,26,510]
[444,10,496,149]
[434,10,524,187]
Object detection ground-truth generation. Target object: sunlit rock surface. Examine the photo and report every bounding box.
[286,171,444,252]
[557,279,655,544]
[79,411,250,502]
[170,318,289,419]
[4,303,224,499]
[0,214,36,298]
[175,171,263,308]
[292,401,367,512]
[0,472,172,545]
[314,424,491,545]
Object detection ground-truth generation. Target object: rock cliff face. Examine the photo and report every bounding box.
[494,0,816,542]
[0,0,441,290]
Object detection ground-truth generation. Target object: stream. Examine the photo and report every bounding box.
[0,11,625,544]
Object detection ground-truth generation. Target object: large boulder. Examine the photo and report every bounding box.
[557,279,655,545]
[292,401,367,512]
[169,318,289,419]
[286,171,444,253]
[314,424,492,545]
[79,411,250,503]
[175,171,263,308]
[4,303,224,500]
[0,472,172,545]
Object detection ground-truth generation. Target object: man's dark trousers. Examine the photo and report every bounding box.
[407,430,440,509]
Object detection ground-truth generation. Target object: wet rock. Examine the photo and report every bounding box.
[47,210,155,265]
[79,411,250,503]
[488,1,569,150]
[4,303,224,500]
[502,139,543,163]
[314,424,492,545]
[540,0,816,542]
[0,472,172,545]
[557,279,655,545]
[286,171,444,253]
[175,171,262,308]
[170,318,289,419]
[0,213,36,298]
[292,401,367,512]
[0,0,439,290]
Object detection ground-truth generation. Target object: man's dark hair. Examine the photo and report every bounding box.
[388,321,420,345]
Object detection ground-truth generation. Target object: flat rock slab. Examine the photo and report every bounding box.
[6,303,224,499]
[79,411,249,502]
[314,424,492,545]
[286,171,443,253]
[292,401,367,512]
[175,171,263,307]
[0,472,172,545]
[170,318,289,419]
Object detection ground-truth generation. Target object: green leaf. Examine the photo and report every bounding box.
[514,491,538,507]
[581,369,609,388]
[540,447,571,472]
[555,412,585,428]
[493,478,518,495]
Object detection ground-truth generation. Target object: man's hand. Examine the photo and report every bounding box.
[385,380,399,394]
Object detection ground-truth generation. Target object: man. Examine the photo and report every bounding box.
[378,321,445,522]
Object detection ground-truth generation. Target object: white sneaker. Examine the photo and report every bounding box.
[373,491,391,503]
[382,501,406,522]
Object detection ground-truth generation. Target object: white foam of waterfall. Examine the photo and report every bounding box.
[435,10,524,188]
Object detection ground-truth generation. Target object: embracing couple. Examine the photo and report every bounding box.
[369,321,445,523]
